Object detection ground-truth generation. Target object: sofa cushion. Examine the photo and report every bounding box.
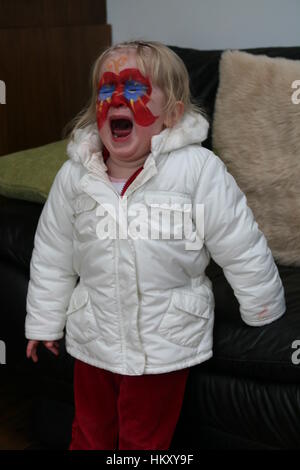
[185,370,300,449]
[212,50,300,266]
[206,261,300,383]
[0,140,67,203]
[170,45,300,150]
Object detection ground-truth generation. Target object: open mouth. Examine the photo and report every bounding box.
[110,117,133,140]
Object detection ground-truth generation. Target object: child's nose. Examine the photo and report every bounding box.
[111,92,127,108]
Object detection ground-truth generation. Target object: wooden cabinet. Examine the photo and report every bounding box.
[0,0,111,155]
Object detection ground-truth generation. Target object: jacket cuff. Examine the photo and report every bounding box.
[25,330,64,341]
[241,309,285,327]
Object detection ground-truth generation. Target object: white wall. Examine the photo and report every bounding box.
[107,0,300,50]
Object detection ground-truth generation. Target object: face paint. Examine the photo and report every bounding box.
[96,68,158,129]
[106,55,128,74]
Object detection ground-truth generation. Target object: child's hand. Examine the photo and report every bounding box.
[26,340,60,363]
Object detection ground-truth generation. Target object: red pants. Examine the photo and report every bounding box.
[69,359,190,450]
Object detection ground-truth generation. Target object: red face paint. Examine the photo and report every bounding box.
[96,68,158,129]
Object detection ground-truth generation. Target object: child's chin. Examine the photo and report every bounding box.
[108,147,136,160]
[108,142,140,159]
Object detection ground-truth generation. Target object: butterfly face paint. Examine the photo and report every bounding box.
[96,68,158,129]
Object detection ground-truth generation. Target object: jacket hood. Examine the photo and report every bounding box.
[151,111,209,157]
[67,111,209,165]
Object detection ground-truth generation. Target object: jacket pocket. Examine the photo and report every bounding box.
[65,285,99,344]
[144,191,192,240]
[158,289,210,348]
[144,191,192,209]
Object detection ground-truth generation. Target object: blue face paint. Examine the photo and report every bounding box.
[123,80,148,102]
[98,80,147,103]
[99,83,116,101]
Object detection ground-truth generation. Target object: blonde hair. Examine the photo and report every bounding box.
[65,40,203,139]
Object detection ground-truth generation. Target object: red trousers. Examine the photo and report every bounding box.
[69,359,190,450]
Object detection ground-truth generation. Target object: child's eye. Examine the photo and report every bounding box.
[124,81,147,100]
[98,83,115,101]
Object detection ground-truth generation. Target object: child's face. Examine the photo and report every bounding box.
[97,49,167,162]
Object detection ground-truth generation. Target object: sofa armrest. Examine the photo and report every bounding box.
[0,196,43,271]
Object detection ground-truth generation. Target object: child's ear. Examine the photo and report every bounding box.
[164,101,185,128]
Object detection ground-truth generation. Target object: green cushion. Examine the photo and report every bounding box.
[0,140,68,203]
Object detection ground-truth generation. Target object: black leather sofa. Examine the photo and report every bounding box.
[1,45,300,450]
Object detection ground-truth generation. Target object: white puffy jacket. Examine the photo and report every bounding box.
[25,112,286,375]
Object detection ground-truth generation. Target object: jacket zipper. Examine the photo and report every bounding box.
[114,238,127,373]
[103,151,143,372]
[120,167,144,197]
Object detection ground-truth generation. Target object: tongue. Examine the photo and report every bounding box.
[111,118,133,138]
[114,128,132,137]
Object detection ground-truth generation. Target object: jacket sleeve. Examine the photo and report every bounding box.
[193,151,286,326]
[25,161,78,340]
